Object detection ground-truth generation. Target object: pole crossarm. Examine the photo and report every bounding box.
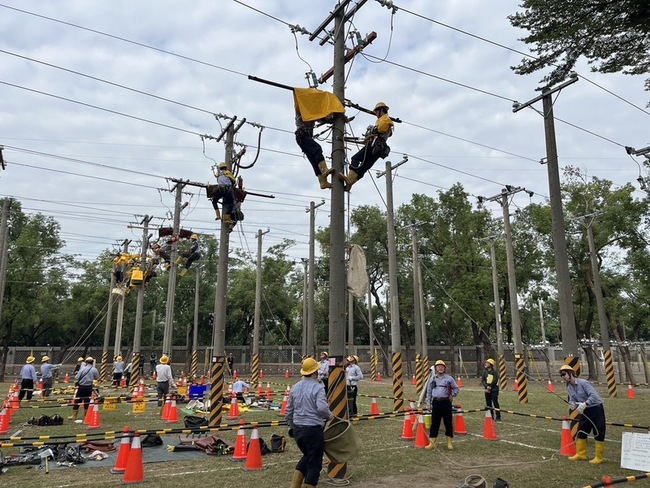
[376,155,408,178]
[344,99,402,123]
[512,73,579,112]
[318,31,377,84]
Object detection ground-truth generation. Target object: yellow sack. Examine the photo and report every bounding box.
[294,87,345,122]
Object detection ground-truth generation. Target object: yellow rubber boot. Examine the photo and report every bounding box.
[446,436,454,451]
[589,440,605,464]
[290,470,304,488]
[222,214,234,225]
[424,438,437,450]
[569,438,588,461]
[68,409,78,421]
[317,161,334,189]
[338,170,359,192]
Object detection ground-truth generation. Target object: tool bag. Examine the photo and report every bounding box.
[184,415,209,429]
[371,137,390,159]
[270,434,286,453]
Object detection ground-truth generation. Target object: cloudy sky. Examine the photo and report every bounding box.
[1,0,649,266]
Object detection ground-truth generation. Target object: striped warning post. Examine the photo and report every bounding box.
[514,354,528,404]
[209,357,225,427]
[391,352,404,412]
[603,349,617,397]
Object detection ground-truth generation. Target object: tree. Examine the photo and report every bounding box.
[508,1,650,88]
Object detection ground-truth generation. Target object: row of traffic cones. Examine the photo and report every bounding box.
[111,427,145,483]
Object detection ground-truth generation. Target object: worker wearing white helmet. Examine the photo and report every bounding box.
[481,358,501,421]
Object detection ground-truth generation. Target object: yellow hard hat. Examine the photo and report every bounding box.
[486,358,496,367]
[85,356,94,363]
[374,101,389,112]
[26,356,35,364]
[42,356,50,362]
[116,356,122,362]
[320,351,329,358]
[191,234,199,240]
[77,357,85,362]
[300,357,319,376]
[559,364,575,375]
[160,355,169,364]
[434,360,446,368]
[219,162,228,169]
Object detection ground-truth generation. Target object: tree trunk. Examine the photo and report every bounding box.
[582,344,599,381]
[613,327,636,385]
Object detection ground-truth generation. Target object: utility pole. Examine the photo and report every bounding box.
[581,213,617,396]
[378,156,408,411]
[129,215,152,389]
[0,199,11,349]
[306,200,325,357]
[251,228,270,388]
[162,182,186,358]
[301,258,309,358]
[411,221,428,394]
[191,265,201,379]
[479,186,530,403]
[488,237,507,391]
[113,239,131,360]
[513,74,580,362]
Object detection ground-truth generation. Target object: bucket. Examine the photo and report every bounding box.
[323,418,362,464]
[424,414,432,430]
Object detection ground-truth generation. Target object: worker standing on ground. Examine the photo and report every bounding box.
[481,358,501,421]
[112,355,125,387]
[286,357,333,488]
[425,360,460,450]
[18,356,38,404]
[70,357,99,420]
[559,364,606,464]
[156,355,175,415]
[40,356,60,398]
[232,378,250,402]
[340,101,393,191]
[317,352,330,394]
[345,355,363,415]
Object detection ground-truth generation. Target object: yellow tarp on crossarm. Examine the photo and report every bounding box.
[293,87,345,122]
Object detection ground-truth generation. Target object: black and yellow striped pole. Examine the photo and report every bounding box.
[498,354,507,391]
[415,353,425,395]
[515,354,528,404]
[99,350,109,384]
[392,352,404,412]
[130,352,140,389]
[209,356,225,427]
[250,352,260,389]
[190,350,198,379]
[603,349,617,397]
[370,348,377,381]
[326,361,349,482]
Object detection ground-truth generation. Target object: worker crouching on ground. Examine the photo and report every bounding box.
[286,357,333,488]
[156,355,175,415]
[70,357,99,420]
[425,360,459,450]
[559,364,606,464]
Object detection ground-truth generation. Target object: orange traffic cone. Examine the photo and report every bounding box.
[401,410,414,440]
[10,390,20,410]
[111,427,131,474]
[88,401,101,429]
[233,369,238,379]
[0,406,9,434]
[456,375,463,388]
[265,383,273,400]
[260,369,265,379]
[559,417,576,456]
[370,395,380,415]
[63,373,69,383]
[120,377,127,388]
[454,404,467,435]
[285,369,290,379]
[167,396,179,423]
[414,414,430,448]
[279,394,288,415]
[256,382,263,397]
[547,379,555,393]
[83,399,94,425]
[227,393,240,420]
[122,432,145,484]
[376,371,382,381]
[483,409,498,440]
[161,394,171,420]
[411,374,417,385]
[627,382,636,399]
[232,420,248,461]
[244,427,264,470]
[514,378,519,391]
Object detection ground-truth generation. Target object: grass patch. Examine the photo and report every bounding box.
[1,378,648,487]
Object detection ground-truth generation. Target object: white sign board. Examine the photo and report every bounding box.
[621,432,650,471]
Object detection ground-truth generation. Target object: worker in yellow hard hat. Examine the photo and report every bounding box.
[345,355,363,415]
[339,101,394,191]
[40,355,60,398]
[155,355,176,415]
[178,233,202,277]
[317,352,330,393]
[70,357,99,420]
[424,359,459,451]
[19,356,38,404]
[208,162,236,224]
[286,356,333,488]
[112,355,125,387]
[481,358,501,422]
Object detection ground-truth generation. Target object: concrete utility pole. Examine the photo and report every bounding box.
[306,201,325,357]
[302,258,309,358]
[378,157,408,411]
[581,213,617,396]
[0,199,11,339]
[191,265,201,378]
[113,239,131,359]
[411,221,428,394]
[130,215,152,388]
[162,182,185,357]
[479,186,531,403]
[513,74,580,360]
[488,237,507,391]
[251,228,270,387]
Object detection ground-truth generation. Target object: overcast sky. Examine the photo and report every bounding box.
[1,0,649,267]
